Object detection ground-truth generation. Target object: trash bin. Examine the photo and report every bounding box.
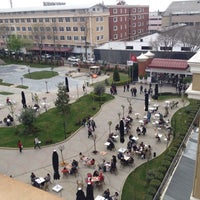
[153,152,156,157]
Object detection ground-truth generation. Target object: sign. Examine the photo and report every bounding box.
[127,60,133,66]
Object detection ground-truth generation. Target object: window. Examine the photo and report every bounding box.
[66,27,71,31]
[45,18,49,22]
[114,34,118,39]
[52,18,56,22]
[181,47,191,51]
[73,27,78,31]
[81,36,86,40]
[120,9,122,14]
[52,27,57,31]
[141,46,152,50]
[46,27,51,31]
[126,46,133,49]
[33,18,37,23]
[60,36,65,40]
[22,27,26,31]
[133,16,136,20]
[16,27,20,31]
[113,17,117,22]
[97,36,100,40]
[28,27,32,31]
[113,9,117,14]
[73,17,77,22]
[58,18,63,22]
[113,26,118,31]
[80,17,85,22]
[39,18,43,22]
[96,17,99,22]
[11,27,15,31]
[54,36,58,40]
[5,19,8,23]
[67,36,72,40]
[100,35,103,40]
[96,27,99,31]
[40,27,44,31]
[133,23,136,27]
[47,35,51,40]
[138,15,141,19]
[100,26,103,31]
[132,8,136,13]
[21,19,25,23]
[34,27,38,31]
[100,17,103,21]
[138,8,141,12]
[27,18,31,23]
[10,19,14,23]
[59,27,64,31]
[138,22,141,27]
[80,26,85,31]
[15,19,19,23]
[160,46,172,50]
[65,17,70,22]
[74,36,78,40]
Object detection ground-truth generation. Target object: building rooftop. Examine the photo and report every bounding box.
[163,0,200,16]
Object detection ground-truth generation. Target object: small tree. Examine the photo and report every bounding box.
[55,82,70,115]
[113,65,120,82]
[94,83,105,96]
[19,107,36,133]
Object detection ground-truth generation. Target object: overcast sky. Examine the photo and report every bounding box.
[1,0,185,11]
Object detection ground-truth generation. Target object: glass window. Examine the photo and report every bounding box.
[45,18,49,22]
[5,19,8,23]
[80,17,85,22]
[52,27,57,31]
[46,27,51,31]
[22,27,26,31]
[67,36,72,40]
[60,36,65,40]
[113,17,117,22]
[74,36,78,40]
[73,27,78,31]
[66,27,71,31]
[113,9,117,14]
[81,36,86,40]
[33,18,37,23]
[39,18,43,22]
[73,17,77,22]
[80,26,85,31]
[27,18,31,23]
[28,27,32,31]
[58,18,63,22]
[65,17,70,22]
[15,19,19,23]
[59,27,64,31]
[52,18,56,22]
[10,19,14,23]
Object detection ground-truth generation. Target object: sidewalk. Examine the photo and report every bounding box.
[0,65,181,199]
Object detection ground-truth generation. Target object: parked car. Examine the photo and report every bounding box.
[42,54,52,59]
[67,56,80,62]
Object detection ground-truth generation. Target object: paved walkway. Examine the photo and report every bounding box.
[0,65,182,199]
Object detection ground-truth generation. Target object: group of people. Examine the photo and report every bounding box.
[30,172,51,188]
[3,114,14,126]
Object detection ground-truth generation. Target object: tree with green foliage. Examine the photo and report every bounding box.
[18,107,36,133]
[55,82,70,115]
[113,65,120,82]
[94,83,105,96]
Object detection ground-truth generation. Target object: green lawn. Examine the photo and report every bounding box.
[0,79,13,86]
[0,93,114,148]
[23,71,58,79]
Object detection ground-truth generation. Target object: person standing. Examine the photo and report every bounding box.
[18,140,23,153]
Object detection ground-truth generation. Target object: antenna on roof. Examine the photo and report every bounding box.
[10,0,13,8]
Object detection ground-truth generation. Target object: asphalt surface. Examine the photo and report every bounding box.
[0,64,181,199]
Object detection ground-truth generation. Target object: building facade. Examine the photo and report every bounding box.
[148,11,162,33]
[0,4,110,58]
[107,4,149,41]
[162,0,200,27]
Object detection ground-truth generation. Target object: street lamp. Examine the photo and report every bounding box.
[121,105,125,118]
[45,81,49,93]
[28,66,31,78]
[108,121,112,134]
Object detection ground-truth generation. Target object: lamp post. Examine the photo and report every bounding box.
[58,145,66,166]
[28,66,31,78]
[121,105,125,118]
[108,121,112,134]
[45,81,49,93]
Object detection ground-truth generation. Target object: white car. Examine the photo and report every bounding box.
[67,56,80,62]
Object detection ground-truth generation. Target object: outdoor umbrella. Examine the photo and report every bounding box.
[21,91,27,108]
[86,183,94,200]
[65,76,69,92]
[154,83,159,100]
[76,188,86,200]
[119,119,125,143]
[52,150,60,180]
[145,93,149,111]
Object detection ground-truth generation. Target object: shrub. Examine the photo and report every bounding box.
[158,166,167,173]
[154,172,164,181]
[94,83,105,96]
[147,186,157,196]
[149,179,161,189]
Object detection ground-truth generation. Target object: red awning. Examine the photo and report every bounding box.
[31,46,73,52]
[148,58,188,70]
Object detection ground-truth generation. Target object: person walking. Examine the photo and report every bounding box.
[34,137,41,149]
[18,140,23,153]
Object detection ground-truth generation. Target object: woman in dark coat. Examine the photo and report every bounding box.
[86,183,94,200]
[76,188,86,200]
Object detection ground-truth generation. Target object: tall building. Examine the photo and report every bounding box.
[148,11,162,33]
[162,0,200,27]
[107,3,149,41]
[0,4,110,58]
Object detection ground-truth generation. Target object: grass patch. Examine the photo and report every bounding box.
[16,85,29,89]
[0,79,13,86]
[0,93,114,148]
[23,71,58,80]
[121,98,200,200]
[0,91,14,95]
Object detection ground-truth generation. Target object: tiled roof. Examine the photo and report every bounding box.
[163,0,200,16]
[148,58,189,70]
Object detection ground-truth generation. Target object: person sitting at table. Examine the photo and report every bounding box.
[88,158,95,166]
[93,170,99,177]
[107,138,115,151]
[70,159,78,174]
[98,159,107,172]
[62,167,69,175]
[142,126,147,135]
[103,188,112,200]
[30,172,36,184]
[44,173,51,183]
[108,133,117,143]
